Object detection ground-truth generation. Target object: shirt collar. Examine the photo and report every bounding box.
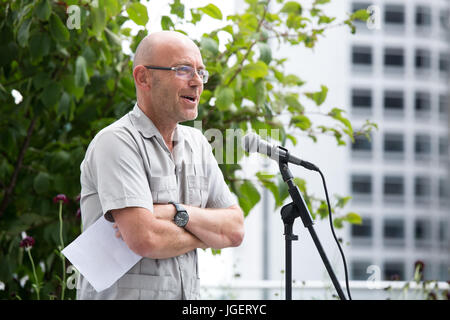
[128,103,161,139]
[128,103,188,150]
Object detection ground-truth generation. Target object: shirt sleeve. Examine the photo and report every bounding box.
[202,135,237,209]
[89,129,153,222]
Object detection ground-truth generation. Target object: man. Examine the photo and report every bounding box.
[77,31,245,300]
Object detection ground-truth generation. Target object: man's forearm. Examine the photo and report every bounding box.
[183,205,245,249]
[145,218,207,259]
[151,203,244,250]
[111,206,207,260]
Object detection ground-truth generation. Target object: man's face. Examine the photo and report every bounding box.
[149,41,204,123]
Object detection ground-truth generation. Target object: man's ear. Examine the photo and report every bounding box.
[133,65,151,91]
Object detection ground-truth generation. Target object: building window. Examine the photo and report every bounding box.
[384,47,404,69]
[352,133,372,156]
[415,6,431,28]
[383,176,404,203]
[352,2,370,13]
[352,46,372,66]
[439,94,448,116]
[439,53,450,74]
[414,134,431,161]
[351,88,372,114]
[438,263,449,281]
[352,174,372,196]
[414,176,431,204]
[383,218,405,247]
[351,217,372,246]
[415,49,431,71]
[384,5,405,26]
[383,133,404,160]
[439,178,450,200]
[352,2,371,32]
[384,90,404,116]
[415,91,431,117]
[438,220,448,246]
[440,9,450,31]
[439,136,448,158]
[414,219,432,248]
[351,260,372,281]
[384,261,405,281]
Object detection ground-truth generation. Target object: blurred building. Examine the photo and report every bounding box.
[229,0,449,299]
[346,0,449,282]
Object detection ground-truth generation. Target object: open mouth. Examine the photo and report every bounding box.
[181,95,196,102]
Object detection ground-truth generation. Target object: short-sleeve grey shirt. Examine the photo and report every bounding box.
[77,104,236,300]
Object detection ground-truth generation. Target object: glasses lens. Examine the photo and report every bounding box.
[175,66,208,84]
[199,70,209,84]
[176,66,192,77]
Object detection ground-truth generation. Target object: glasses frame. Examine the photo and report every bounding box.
[144,65,209,84]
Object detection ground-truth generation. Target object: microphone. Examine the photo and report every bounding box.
[242,132,319,171]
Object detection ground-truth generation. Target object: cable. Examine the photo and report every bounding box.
[317,168,353,300]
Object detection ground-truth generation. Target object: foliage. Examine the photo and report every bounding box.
[0,0,374,299]
[384,261,449,300]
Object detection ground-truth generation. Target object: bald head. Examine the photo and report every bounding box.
[133,31,200,70]
[132,31,205,127]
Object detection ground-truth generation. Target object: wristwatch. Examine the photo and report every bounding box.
[169,201,189,228]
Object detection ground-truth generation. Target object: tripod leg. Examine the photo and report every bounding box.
[286,231,292,300]
[283,221,298,300]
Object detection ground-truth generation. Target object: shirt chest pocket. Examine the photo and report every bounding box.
[187,175,208,208]
[149,175,178,204]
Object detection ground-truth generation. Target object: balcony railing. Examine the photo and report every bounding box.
[200,280,449,300]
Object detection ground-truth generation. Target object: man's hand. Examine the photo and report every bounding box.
[113,223,122,239]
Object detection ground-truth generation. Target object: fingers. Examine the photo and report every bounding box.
[113,223,122,239]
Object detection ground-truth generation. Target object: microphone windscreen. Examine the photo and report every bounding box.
[242,132,260,153]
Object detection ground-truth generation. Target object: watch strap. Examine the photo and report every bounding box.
[169,201,186,213]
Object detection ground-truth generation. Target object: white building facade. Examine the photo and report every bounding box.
[226,0,449,299]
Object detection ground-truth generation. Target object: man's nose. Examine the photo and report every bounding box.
[189,70,203,86]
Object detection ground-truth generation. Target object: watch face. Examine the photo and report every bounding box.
[174,210,189,227]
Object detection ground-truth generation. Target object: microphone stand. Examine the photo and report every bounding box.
[277,148,346,300]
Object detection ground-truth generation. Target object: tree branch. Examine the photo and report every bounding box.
[0,115,38,218]
[225,4,269,87]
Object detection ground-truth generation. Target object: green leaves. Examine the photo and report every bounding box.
[201,37,219,56]
[161,16,174,30]
[258,43,272,65]
[33,172,51,195]
[127,2,149,26]
[17,18,32,48]
[49,13,69,43]
[238,180,261,216]
[351,9,370,22]
[215,86,234,110]
[290,115,311,130]
[329,107,353,138]
[280,2,302,15]
[305,85,328,106]
[74,56,89,88]
[29,32,51,61]
[91,7,107,38]
[104,0,121,17]
[40,82,62,107]
[242,61,268,79]
[333,212,362,229]
[35,0,51,21]
[199,4,223,20]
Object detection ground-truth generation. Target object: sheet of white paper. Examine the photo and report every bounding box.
[62,216,142,292]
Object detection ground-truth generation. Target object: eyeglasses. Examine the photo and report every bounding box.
[144,65,209,84]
